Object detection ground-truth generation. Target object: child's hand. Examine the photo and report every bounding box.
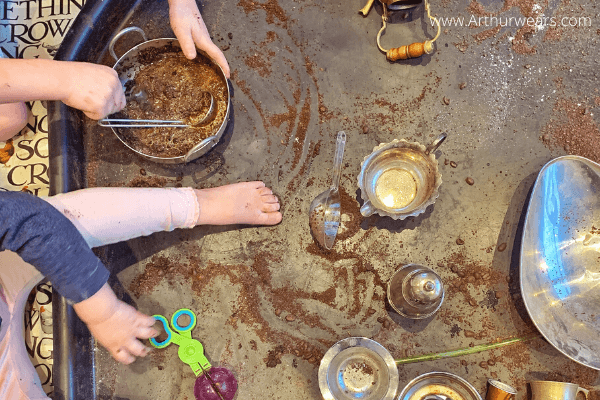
[73,283,158,364]
[60,62,126,120]
[168,0,231,78]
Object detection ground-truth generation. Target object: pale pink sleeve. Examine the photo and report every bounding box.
[43,187,199,248]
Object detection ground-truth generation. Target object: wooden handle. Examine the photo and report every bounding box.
[386,41,433,61]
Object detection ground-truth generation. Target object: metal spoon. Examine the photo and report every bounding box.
[309,131,347,250]
[189,91,216,126]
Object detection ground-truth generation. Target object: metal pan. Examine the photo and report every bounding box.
[107,27,231,164]
[520,155,600,370]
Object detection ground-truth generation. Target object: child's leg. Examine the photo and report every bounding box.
[44,187,200,248]
[44,183,281,249]
[0,251,49,400]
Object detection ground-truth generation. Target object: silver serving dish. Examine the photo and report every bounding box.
[521,155,600,370]
[318,337,399,400]
[397,371,482,400]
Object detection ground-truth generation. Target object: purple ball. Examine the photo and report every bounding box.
[194,367,238,400]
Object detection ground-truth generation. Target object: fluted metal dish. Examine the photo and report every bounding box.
[520,155,600,370]
[357,134,445,220]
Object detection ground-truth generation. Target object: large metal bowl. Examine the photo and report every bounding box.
[318,337,399,400]
[107,27,230,164]
[520,155,600,370]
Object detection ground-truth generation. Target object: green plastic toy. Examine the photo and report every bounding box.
[149,308,211,375]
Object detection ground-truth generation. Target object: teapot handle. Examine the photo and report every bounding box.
[577,387,589,400]
[425,132,448,155]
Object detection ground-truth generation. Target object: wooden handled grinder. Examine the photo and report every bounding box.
[359,0,441,61]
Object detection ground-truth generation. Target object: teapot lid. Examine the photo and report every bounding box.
[407,271,443,304]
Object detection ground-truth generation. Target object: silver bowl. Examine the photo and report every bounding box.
[318,337,399,400]
[520,155,600,370]
[397,371,482,400]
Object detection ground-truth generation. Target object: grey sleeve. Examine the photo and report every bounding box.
[0,191,109,303]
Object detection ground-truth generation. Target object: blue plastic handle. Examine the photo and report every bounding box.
[149,315,172,348]
[171,309,196,333]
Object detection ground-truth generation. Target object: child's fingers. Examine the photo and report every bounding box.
[126,339,151,358]
[136,326,159,339]
[174,25,197,60]
[115,90,126,113]
[136,313,158,328]
[113,348,135,365]
[191,26,230,78]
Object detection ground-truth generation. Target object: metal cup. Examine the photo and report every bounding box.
[486,379,517,400]
[357,134,446,220]
[529,381,589,400]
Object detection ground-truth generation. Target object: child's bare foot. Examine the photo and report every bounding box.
[194,181,282,226]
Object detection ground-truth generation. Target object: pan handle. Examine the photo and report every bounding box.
[109,26,148,62]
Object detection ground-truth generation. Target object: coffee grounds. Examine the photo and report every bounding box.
[541,98,600,164]
[118,48,228,158]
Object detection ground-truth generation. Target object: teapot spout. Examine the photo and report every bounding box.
[360,200,375,217]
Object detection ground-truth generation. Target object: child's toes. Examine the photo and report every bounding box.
[261,202,280,213]
[258,186,273,196]
[258,211,282,225]
[250,181,266,189]
[261,194,279,204]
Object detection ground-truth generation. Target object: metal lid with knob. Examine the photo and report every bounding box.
[387,264,445,319]
[406,270,443,305]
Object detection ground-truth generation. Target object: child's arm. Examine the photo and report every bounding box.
[167,0,230,78]
[0,59,126,120]
[0,192,156,364]
[0,102,28,141]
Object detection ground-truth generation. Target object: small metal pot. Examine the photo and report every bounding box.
[107,27,231,164]
[397,372,482,400]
